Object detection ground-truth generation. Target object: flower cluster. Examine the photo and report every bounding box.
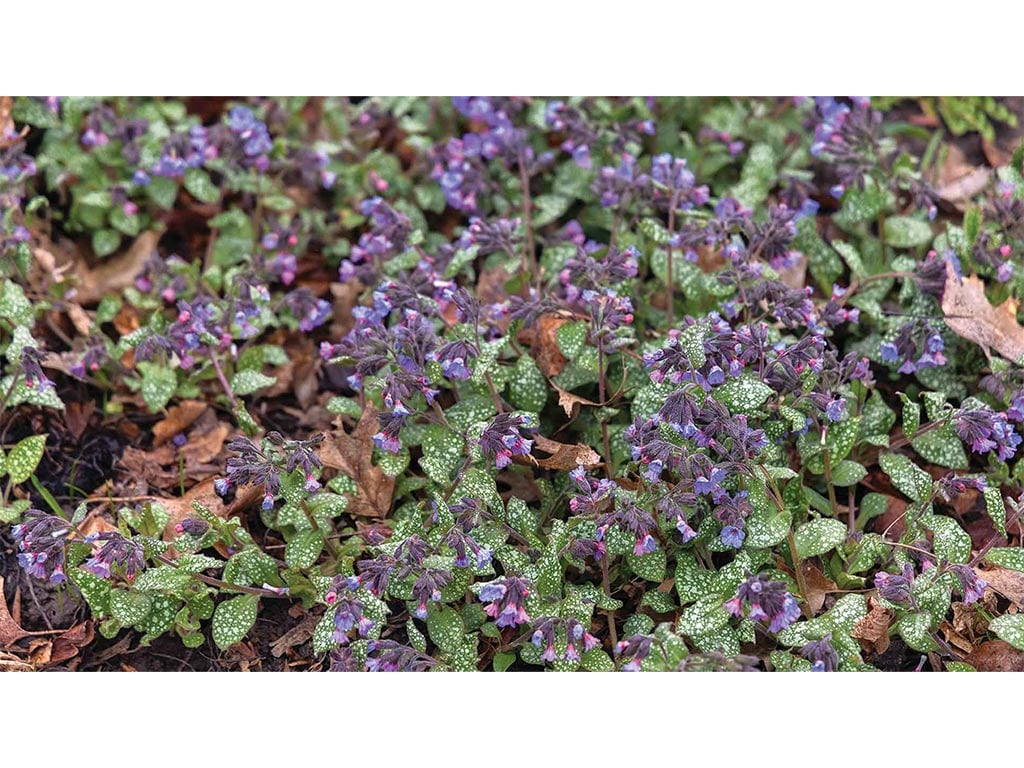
[477,576,531,628]
[724,574,802,632]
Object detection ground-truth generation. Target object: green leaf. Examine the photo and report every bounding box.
[230,370,276,396]
[132,567,194,593]
[984,488,1008,537]
[420,424,465,485]
[713,376,773,415]
[426,603,464,655]
[896,612,938,652]
[923,515,971,564]
[139,362,178,412]
[985,547,1024,572]
[507,355,548,412]
[626,548,666,582]
[110,589,153,626]
[794,518,848,558]
[990,615,1024,650]
[493,652,517,672]
[285,530,324,569]
[911,424,968,469]
[556,321,588,360]
[884,216,933,249]
[580,648,615,671]
[6,434,46,484]
[91,228,122,257]
[184,168,221,204]
[212,594,259,649]
[146,176,179,209]
[879,453,932,502]
[0,280,34,324]
[68,566,112,616]
[898,393,920,440]
[830,460,867,487]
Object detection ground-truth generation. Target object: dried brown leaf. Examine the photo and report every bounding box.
[525,313,570,377]
[801,562,838,615]
[528,434,602,471]
[554,384,598,418]
[850,597,893,655]
[153,400,208,445]
[323,406,395,518]
[161,476,228,540]
[0,576,30,649]
[976,565,1024,607]
[942,261,1024,363]
[966,639,1024,671]
[72,230,161,305]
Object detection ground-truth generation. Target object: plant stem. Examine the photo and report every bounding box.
[786,530,813,619]
[597,344,613,478]
[155,554,289,598]
[666,190,681,329]
[600,556,618,648]
[207,349,238,410]
[517,151,536,285]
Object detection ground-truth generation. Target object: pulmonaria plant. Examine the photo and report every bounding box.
[7,95,1024,674]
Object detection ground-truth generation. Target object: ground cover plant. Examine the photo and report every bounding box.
[3,95,1024,672]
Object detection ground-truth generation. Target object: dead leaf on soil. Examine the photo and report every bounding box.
[801,562,838,615]
[321,406,395,518]
[0,576,30,648]
[0,96,28,150]
[160,476,228,540]
[976,565,1024,607]
[153,400,208,445]
[522,313,570,377]
[554,383,598,418]
[966,639,1024,671]
[270,614,319,658]
[72,230,161,305]
[934,143,992,205]
[942,261,1024,363]
[850,596,894,656]
[526,434,602,471]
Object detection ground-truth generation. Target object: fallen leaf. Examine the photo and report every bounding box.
[63,400,95,441]
[777,251,807,290]
[0,576,30,648]
[942,261,1024,363]
[179,411,230,466]
[523,313,570,377]
[554,383,598,418]
[934,143,992,205]
[0,96,28,150]
[940,619,974,654]
[526,434,602,471]
[161,476,228,540]
[113,303,141,336]
[850,596,894,656]
[976,565,1024,607]
[322,406,395,518]
[153,400,208,445]
[48,622,95,666]
[72,230,161,305]
[801,562,838,615]
[33,246,73,283]
[66,303,93,336]
[270,614,318,658]
[965,639,1024,671]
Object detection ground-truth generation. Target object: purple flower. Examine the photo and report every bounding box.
[825,397,847,423]
[479,413,534,470]
[949,564,987,605]
[725,574,801,632]
[800,633,839,671]
[874,564,916,607]
[479,576,531,628]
